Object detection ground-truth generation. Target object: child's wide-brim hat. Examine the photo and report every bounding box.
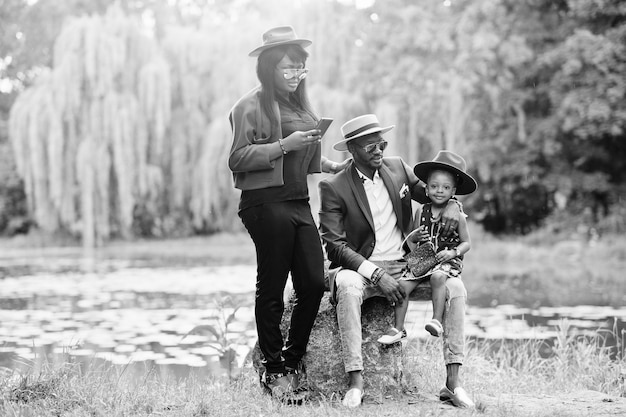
[333,114,394,151]
[413,150,478,195]
[249,26,312,57]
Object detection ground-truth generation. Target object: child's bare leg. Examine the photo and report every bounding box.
[395,280,418,330]
[430,272,447,323]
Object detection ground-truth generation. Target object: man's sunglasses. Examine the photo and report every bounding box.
[356,140,388,153]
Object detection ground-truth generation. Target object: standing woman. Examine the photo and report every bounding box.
[228,26,344,399]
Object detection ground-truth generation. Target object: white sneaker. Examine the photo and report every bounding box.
[377,327,407,345]
[342,387,364,408]
[425,319,443,337]
[439,386,475,408]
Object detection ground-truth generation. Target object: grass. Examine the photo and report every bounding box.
[463,224,626,308]
[1,324,625,416]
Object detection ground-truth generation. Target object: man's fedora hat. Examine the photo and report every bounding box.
[333,114,395,151]
[413,150,478,195]
[249,26,312,57]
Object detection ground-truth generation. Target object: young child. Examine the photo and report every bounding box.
[378,150,477,344]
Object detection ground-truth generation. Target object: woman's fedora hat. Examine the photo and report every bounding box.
[333,114,395,151]
[249,26,312,57]
[413,150,478,195]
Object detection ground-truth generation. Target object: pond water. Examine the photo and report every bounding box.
[1,261,624,380]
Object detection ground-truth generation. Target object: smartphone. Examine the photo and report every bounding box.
[315,117,334,139]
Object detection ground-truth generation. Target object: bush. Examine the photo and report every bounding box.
[0,141,29,235]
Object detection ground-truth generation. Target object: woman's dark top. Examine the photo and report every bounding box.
[239,94,317,211]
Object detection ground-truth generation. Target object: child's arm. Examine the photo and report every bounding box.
[435,215,471,263]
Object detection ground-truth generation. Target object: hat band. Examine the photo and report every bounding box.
[344,123,380,139]
[263,36,292,46]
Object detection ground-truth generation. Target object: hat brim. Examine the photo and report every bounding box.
[413,162,477,195]
[249,39,312,57]
[332,125,394,151]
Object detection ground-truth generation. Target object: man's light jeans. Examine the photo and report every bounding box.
[334,260,467,373]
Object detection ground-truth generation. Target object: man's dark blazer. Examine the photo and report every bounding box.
[318,156,428,276]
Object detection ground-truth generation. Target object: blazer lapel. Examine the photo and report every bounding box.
[379,163,404,229]
[347,165,375,233]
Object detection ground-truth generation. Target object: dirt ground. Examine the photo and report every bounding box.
[408,389,626,416]
[484,390,626,416]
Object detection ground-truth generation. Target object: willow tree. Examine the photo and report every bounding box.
[159,24,249,234]
[9,5,170,246]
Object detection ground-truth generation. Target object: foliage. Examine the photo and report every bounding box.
[8,5,170,244]
[181,297,242,379]
[470,0,626,234]
[1,0,625,241]
[0,99,28,235]
[0,0,111,91]
[0,158,28,236]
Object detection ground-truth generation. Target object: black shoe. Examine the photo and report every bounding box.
[286,362,310,398]
[260,371,308,404]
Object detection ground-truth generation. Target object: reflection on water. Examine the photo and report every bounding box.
[1,264,624,379]
[466,304,626,359]
[403,302,626,360]
[0,265,258,380]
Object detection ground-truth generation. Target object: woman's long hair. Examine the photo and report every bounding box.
[256,44,316,130]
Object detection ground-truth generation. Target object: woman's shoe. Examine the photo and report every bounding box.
[425,319,443,337]
[286,362,310,398]
[377,327,407,345]
[260,371,307,404]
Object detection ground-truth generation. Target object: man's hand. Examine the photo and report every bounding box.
[440,201,461,237]
[377,272,406,304]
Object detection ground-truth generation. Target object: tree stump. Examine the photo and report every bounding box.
[251,282,432,401]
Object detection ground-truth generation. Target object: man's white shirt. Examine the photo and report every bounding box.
[355,168,404,279]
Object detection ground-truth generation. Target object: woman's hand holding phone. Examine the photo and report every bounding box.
[281,118,334,153]
[315,117,333,139]
[282,129,322,152]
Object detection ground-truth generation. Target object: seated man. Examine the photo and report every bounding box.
[318,114,474,408]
